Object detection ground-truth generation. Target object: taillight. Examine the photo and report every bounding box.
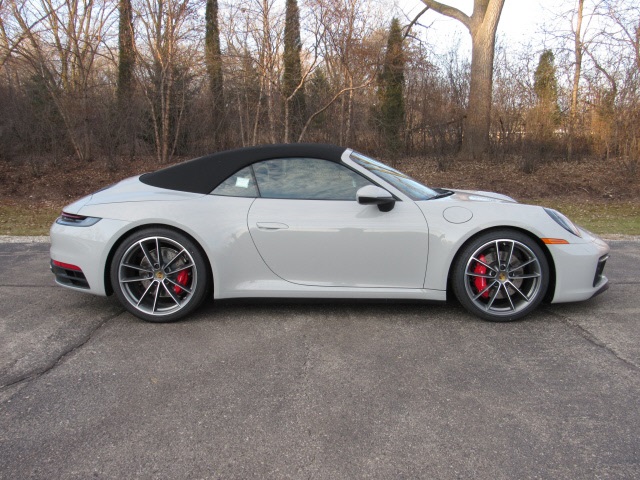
[56,212,101,227]
[50,260,90,289]
[52,260,82,271]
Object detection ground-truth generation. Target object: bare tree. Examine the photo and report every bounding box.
[0,0,13,66]
[585,0,640,169]
[118,0,135,103]
[135,0,202,163]
[205,0,225,147]
[543,0,605,160]
[282,0,305,142]
[241,0,282,144]
[0,0,47,67]
[567,0,584,160]
[419,0,505,158]
[308,0,385,145]
[117,0,136,158]
[7,0,116,161]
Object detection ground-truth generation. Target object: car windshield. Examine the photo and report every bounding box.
[350,151,439,200]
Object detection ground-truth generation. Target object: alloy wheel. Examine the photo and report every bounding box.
[117,236,198,317]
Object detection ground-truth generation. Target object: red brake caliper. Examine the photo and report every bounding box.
[173,269,190,295]
[474,255,489,299]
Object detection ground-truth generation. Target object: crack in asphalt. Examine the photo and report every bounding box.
[0,309,125,396]
[545,308,640,372]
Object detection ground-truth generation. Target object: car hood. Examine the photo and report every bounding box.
[62,175,204,214]
[445,189,517,203]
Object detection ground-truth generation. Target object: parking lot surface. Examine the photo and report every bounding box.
[1,240,639,479]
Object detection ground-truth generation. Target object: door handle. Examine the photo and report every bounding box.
[256,222,289,231]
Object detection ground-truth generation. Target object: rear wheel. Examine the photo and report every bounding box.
[110,228,210,322]
[452,230,549,322]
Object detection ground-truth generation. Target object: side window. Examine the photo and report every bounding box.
[211,166,258,197]
[253,158,372,200]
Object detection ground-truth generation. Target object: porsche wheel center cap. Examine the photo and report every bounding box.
[155,271,165,280]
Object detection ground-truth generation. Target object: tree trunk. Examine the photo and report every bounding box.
[568,0,584,161]
[464,21,496,158]
[283,0,305,143]
[117,0,135,104]
[117,0,135,158]
[345,75,354,145]
[421,0,505,159]
[260,0,276,144]
[205,0,225,148]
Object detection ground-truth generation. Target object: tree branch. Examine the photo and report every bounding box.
[297,79,374,142]
[403,6,429,39]
[419,0,471,30]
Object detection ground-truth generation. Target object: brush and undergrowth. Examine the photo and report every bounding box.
[0,154,638,236]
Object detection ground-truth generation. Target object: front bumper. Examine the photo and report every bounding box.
[549,233,610,303]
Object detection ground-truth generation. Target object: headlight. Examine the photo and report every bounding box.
[544,208,581,237]
[56,212,101,227]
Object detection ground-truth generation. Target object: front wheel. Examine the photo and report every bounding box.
[110,228,210,322]
[452,230,549,322]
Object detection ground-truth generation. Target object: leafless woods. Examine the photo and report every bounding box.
[0,0,638,171]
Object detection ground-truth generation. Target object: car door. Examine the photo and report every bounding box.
[247,157,429,288]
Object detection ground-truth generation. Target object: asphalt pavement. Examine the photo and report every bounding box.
[0,239,639,479]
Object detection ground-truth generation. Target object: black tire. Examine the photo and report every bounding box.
[452,230,549,322]
[110,228,210,322]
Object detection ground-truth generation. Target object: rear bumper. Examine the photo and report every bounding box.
[50,218,131,296]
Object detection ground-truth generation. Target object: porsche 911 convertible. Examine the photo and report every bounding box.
[50,144,609,322]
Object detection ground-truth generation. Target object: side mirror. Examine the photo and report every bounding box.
[357,185,396,212]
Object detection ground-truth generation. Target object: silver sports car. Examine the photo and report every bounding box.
[50,144,610,322]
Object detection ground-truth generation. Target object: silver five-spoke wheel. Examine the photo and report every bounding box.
[111,229,209,322]
[453,230,549,322]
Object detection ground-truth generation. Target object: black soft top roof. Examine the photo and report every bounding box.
[140,143,347,194]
